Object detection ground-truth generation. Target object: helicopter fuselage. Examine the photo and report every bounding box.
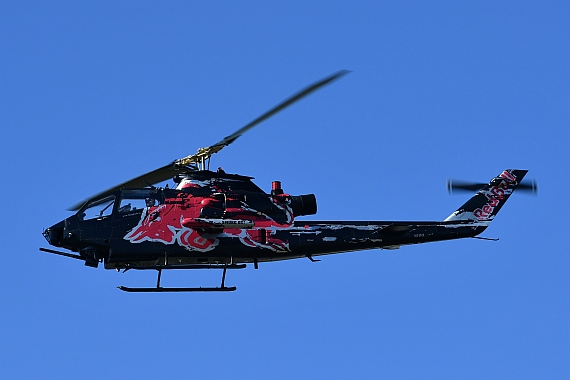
[44,170,484,270]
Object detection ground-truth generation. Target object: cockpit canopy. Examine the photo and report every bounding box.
[78,189,163,220]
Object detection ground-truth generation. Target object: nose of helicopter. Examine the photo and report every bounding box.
[42,216,106,269]
[43,220,65,247]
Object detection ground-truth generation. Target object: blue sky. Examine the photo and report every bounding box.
[1,1,568,379]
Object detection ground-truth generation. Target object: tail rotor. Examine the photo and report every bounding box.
[447,178,537,195]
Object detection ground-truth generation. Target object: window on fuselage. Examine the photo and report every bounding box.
[79,195,115,221]
[117,189,162,216]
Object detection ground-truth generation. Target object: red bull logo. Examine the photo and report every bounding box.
[473,171,516,221]
[124,200,292,253]
[123,204,220,251]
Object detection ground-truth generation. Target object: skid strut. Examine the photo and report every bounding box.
[118,263,246,293]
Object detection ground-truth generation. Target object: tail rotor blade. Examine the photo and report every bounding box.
[447,178,537,195]
[517,179,538,194]
[447,179,486,194]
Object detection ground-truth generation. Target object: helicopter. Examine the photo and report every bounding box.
[41,70,535,292]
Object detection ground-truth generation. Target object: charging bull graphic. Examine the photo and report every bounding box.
[123,196,292,253]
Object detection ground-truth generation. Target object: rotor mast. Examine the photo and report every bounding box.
[176,145,224,171]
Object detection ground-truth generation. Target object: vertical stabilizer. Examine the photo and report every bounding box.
[444,169,528,225]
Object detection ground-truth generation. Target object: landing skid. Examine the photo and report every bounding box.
[118,263,244,293]
[118,286,236,293]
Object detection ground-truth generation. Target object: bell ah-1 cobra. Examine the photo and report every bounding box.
[41,70,536,292]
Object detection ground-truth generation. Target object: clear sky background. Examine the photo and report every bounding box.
[1,1,568,379]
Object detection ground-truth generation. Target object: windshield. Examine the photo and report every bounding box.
[79,195,115,221]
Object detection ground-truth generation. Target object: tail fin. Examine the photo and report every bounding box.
[444,169,528,226]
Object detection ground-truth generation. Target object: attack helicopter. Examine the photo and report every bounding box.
[42,70,535,292]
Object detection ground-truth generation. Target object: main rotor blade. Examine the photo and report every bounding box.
[176,70,350,166]
[68,163,182,211]
[215,70,350,148]
[69,70,349,211]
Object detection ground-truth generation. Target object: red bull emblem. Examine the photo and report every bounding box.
[124,204,219,251]
[473,171,516,221]
[124,200,291,253]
